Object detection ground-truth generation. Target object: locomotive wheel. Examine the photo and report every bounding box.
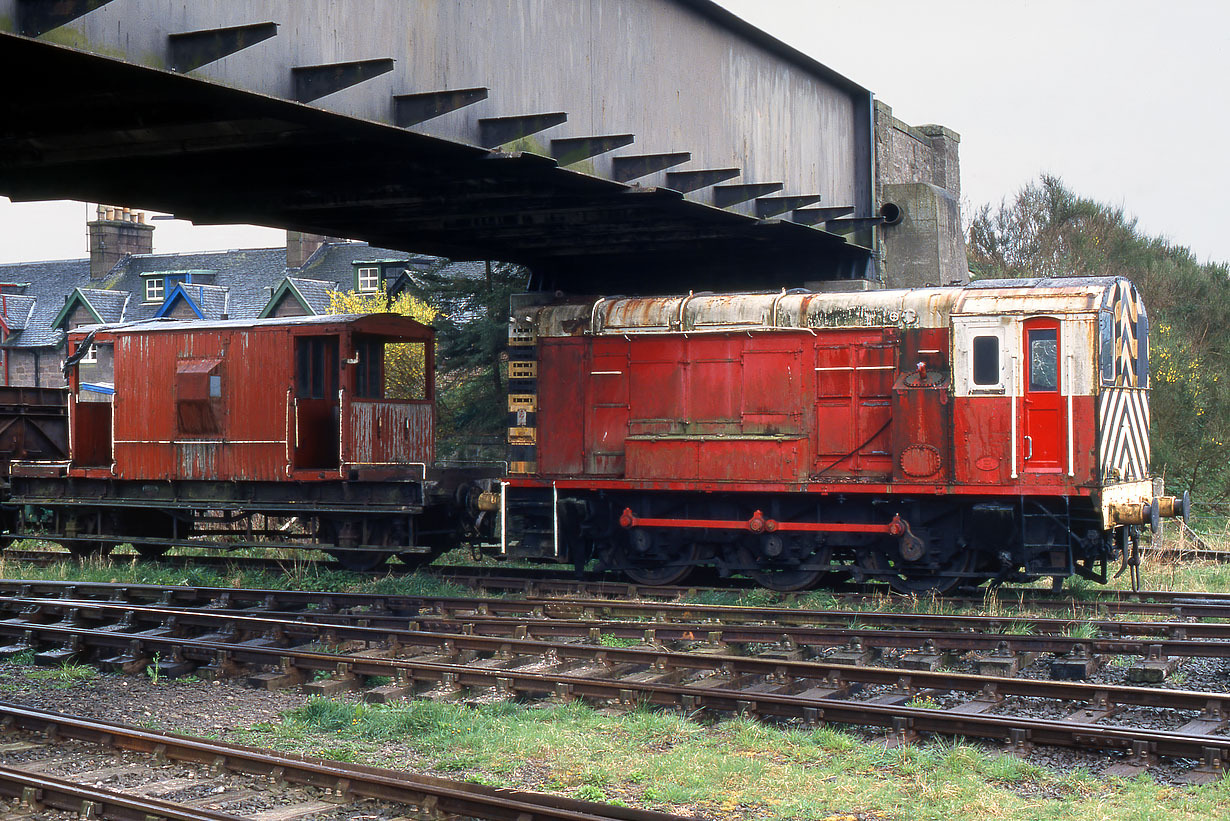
[617,529,700,586]
[748,565,824,592]
[742,535,831,592]
[623,555,696,586]
[856,544,976,595]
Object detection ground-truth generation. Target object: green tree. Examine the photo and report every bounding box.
[403,260,531,458]
[327,287,437,399]
[968,176,1230,501]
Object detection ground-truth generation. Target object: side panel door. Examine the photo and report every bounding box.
[1021,318,1065,472]
[538,338,587,475]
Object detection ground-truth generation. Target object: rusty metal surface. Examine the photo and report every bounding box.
[0,386,67,475]
[348,400,432,465]
[67,314,433,482]
[0,764,245,821]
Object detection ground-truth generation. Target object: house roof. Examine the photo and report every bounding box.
[0,241,446,349]
[0,295,36,332]
[156,282,230,319]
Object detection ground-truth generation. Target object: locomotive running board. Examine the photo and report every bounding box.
[619,508,907,536]
[620,508,926,560]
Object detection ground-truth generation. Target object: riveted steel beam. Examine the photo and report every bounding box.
[478,112,568,148]
[793,205,855,224]
[292,58,395,102]
[665,167,740,193]
[713,182,782,207]
[755,194,822,218]
[393,87,488,127]
[550,134,635,166]
[168,22,279,73]
[16,0,117,37]
[611,152,691,182]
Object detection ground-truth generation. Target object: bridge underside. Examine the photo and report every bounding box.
[0,35,870,293]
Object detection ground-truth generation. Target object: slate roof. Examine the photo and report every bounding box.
[79,289,129,322]
[286,277,338,314]
[0,295,36,331]
[157,283,231,320]
[0,241,446,350]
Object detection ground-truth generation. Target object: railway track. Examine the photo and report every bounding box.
[9,577,1230,646]
[7,548,1230,619]
[1,585,1229,779]
[0,702,696,821]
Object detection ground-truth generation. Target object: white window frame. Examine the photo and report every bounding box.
[357,266,380,292]
[145,277,164,302]
[80,343,98,364]
[952,317,1015,397]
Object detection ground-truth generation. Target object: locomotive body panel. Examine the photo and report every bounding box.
[503,277,1177,591]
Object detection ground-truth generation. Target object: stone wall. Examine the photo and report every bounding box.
[5,349,65,388]
[874,101,967,287]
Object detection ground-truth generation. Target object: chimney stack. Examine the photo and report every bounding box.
[88,204,154,280]
[286,230,345,268]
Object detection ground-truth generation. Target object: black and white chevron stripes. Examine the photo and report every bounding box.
[1098,387,1150,481]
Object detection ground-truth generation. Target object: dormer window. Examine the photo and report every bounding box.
[356,266,380,293]
[145,277,164,303]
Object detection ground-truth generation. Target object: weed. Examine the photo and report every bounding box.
[598,633,638,648]
[146,653,162,684]
[1063,621,1099,640]
[1002,620,1036,635]
[4,649,36,666]
[575,784,607,802]
[906,694,941,710]
[26,662,97,687]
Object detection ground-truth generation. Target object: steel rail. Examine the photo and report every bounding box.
[4,599,1230,718]
[14,593,1230,652]
[8,594,1230,660]
[0,704,699,821]
[7,650,1226,772]
[10,574,1230,626]
[4,556,1230,613]
[34,596,1218,641]
[9,579,1230,642]
[0,764,246,821]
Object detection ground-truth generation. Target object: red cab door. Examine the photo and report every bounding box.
[1021,318,1065,472]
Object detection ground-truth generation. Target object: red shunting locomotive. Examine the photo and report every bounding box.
[500,277,1189,592]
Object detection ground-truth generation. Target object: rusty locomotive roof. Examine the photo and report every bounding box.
[524,277,1140,337]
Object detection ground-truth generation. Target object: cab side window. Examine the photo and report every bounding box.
[972,334,1001,387]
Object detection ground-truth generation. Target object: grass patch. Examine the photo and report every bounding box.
[25,662,97,687]
[1062,621,1099,640]
[226,696,1230,820]
[598,633,639,648]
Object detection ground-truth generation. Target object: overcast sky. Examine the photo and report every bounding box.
[1,0,1225,266]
